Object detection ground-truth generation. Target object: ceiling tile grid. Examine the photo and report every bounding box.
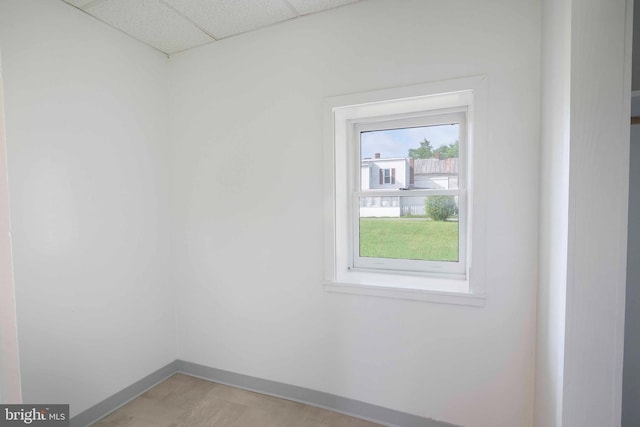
[286,0,359,16]
[62,0,362,55]
[163,0,296,39]
[81,0,213,54]
[64,0,101,7]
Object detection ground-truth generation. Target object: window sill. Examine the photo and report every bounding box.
[323,279,486,307]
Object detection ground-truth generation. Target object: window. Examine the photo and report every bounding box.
[353,112,466,276]
[380,168,394,184]
[323,77,487,305]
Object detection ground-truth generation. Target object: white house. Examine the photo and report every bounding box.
[360,155,408,217]
[360,156,459,217]
[361,156,409,190]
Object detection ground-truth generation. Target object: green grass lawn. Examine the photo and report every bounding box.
[359,218,458,262]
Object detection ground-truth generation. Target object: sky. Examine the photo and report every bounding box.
[360,124,459,159]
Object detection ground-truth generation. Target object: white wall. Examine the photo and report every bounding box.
[0,52,22,404]
[535,0,571,425]
[536,0,632,425]
[0,0,175,416]
[562,0,630,425]
[169,1,540,426]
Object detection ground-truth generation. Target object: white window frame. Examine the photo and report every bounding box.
[323,76,488,306]
[382,168,391,184]
[351,112,467,277]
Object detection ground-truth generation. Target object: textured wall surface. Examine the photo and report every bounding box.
[169,1,541,426]
[0,0,175,416]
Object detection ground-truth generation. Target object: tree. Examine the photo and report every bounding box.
[408,139,458,159]
[407,138,434,159]
[433,140,459,159]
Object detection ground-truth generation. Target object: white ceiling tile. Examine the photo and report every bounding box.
[286,0,359,16]
[64,0,101,7]
[87,0,213,54]
[163,0,296,39]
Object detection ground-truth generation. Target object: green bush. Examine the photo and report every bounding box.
[426,196,456,221]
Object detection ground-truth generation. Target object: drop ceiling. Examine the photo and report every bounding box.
[62,0,362,56]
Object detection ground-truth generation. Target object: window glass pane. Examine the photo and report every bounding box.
[360,124,460,190]
[359,195,459,262]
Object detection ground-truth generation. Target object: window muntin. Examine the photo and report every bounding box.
[350,112,467,276]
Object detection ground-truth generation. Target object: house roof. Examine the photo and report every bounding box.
[361,157,407,163]
[360,157,458,175]
[413,158,458,175]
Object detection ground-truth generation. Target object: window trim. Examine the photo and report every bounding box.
[323,76,488,306]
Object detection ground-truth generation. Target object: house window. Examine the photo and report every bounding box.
[323,77,487,305]
[380,168,394,184]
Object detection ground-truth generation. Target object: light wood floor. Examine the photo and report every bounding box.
[91,373,386,427]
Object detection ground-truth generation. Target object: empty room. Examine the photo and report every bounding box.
[0,0,632,426]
